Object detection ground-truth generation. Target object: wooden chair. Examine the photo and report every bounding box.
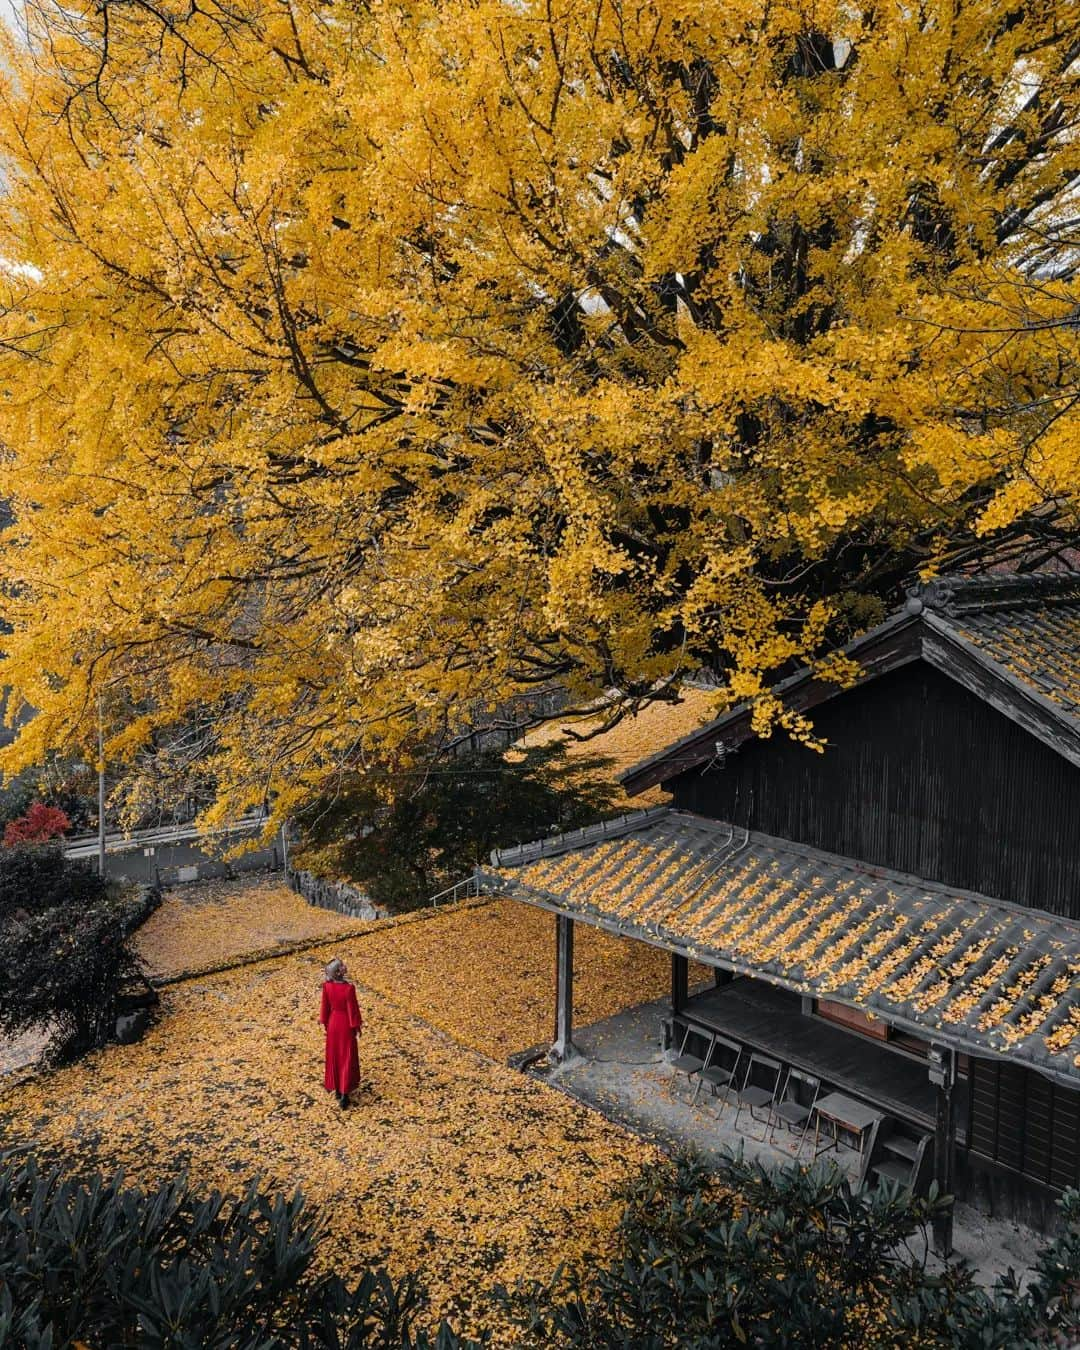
[767,1068,821,1156]
[694,1033,743,1108]
[733,1052,784,1140]
[863,1122,934,1193]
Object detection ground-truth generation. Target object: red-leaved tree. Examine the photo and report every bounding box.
[3,802,72,847]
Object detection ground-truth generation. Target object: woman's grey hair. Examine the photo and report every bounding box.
[324,958,346,981]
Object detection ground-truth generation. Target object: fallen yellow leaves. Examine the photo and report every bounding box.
[513,688,720,808]
[137,874,363,979]
[957,610,1080,723]
[1,896,669,1343]
[341,898,705,1059]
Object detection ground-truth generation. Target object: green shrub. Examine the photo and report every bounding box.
[295,743,620,909]
[505,1154,1080,1348]
[0,845,145,1057]
[3,1149,1076,1347]
[0,841,108,918]
[0,1151,474,1349]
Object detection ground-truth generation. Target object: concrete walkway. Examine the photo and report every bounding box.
[0,1028,48,1078]
[551,993,837,1172]
[536,994,1045,1287]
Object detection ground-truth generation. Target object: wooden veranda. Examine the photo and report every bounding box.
[671,975,969,1142]
[547,910,967,1251]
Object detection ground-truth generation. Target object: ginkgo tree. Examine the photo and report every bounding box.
[0,0,1075,822]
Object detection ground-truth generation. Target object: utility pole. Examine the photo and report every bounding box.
[97,694,106,878]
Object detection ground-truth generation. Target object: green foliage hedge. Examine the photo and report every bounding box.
[508,1155,1080,1348]
[0,1152,470,1350]
[0,845,146,1058]
[2,1149,1078,1347]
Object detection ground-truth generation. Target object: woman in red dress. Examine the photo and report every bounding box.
[320,958,362,1109]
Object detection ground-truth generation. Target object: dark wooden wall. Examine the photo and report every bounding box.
[670,663,1080,919]
[968,1059,1080,1192]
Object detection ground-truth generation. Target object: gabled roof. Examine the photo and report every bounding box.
[936,574,1080,722]
[479,807,1080,1089]
[622,572,1080,795]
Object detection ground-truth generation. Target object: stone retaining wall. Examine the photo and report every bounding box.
[286,867,390,921]
[122,879,164,934]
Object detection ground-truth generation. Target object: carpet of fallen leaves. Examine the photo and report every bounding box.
[344,898,711,1060]
[137,873,364,979]
[1,895,688,1341]
[514,686,720,807]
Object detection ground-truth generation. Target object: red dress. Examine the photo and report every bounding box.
[320,980,362,1095]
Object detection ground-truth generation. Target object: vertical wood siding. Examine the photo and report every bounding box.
[671,663,1080,919]
[968,1059,1080,1190]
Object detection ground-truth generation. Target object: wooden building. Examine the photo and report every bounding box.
[480,573,1080,1239]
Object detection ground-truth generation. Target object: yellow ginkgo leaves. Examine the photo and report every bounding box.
[0,0,1074,823]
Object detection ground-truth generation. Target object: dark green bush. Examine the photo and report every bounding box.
[0,841,109,918]
[296,742,620,909]
[3,1148,1077,1347]
[0,1152,474,1350]
[505,1154,1080,1348]
[0,845,145,1057]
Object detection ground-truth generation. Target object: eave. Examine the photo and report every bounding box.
[621,604,1080,795]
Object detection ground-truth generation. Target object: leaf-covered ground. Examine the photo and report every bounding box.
[337,897,711,1060]
[1,887,686,1340]
[136,873,365,979]
[512,686,719,808]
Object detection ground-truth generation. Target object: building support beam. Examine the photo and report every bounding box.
[930,1045,956,1256]
[551,913,577,1062]
[671,952,688,1013]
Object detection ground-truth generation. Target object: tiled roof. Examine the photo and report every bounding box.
[919,573,1080,725]
[479,808,1080,1089]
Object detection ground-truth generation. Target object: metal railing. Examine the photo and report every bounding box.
[428,875,481,907]
[64,813,267,859]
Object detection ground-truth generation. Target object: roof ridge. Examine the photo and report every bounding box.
[490,805,671,867]
[909,571,1080,617]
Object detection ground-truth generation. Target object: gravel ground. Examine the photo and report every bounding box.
[0,1028,48,1077]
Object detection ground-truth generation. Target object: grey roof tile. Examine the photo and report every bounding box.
[479,807,1080,1089]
